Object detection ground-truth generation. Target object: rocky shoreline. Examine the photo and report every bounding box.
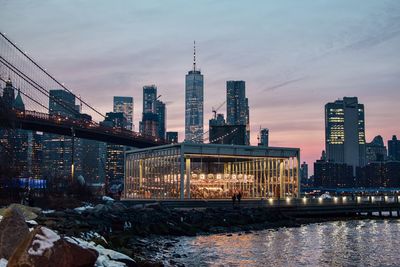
[1,200,371,266]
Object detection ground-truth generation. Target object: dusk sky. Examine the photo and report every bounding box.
[1,0,399,173]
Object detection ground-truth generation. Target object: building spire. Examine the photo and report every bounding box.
[193,40,196,71]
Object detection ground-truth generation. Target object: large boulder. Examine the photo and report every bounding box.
[8,226,98,267]
[0,204,41,220]
[0,207,30,259]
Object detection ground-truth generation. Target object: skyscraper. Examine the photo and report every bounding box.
[113,96,133,130]
[325,97,366,173]
[143,85,157,113]
[185,41,204,143]
[226,80,250,145]
[300,162,308,181]
[43,89,78,180]
[388,135,400,161]
[102,112,129,190]
[259,128,269,147]
[139,85,166,139]
[155,100,166,139]
[49,90,76,117]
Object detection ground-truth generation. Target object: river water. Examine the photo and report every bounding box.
[165,219,400,267]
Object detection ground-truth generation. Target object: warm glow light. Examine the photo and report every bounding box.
[333,197,338,203]
[302,197,307,203]
[286,197,291,203]
[318,197,323,203]
[268,198,273,204]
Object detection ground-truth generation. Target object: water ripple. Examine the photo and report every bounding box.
[169,220,400,267]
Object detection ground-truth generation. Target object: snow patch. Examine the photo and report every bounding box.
[26,220,38,225]
[28,227,60,256]
[42,209,55,214]
[74,205,94,213]
[65,236,134,267]
[102,196,115,202]
[0,258,8,267]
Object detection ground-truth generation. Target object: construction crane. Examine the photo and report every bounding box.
[212,100,226,119]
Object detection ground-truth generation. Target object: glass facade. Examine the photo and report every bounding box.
[185,70,204,143]
[325,97,366,170]
[124,143,300,200]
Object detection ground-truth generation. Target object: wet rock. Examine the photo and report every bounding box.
[0,207,30,259]
[0,204,41,221]
[8,226,98,267]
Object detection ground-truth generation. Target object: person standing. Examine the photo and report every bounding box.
[237,191,242,205]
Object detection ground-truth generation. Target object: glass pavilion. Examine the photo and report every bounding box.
[124,143,300,200]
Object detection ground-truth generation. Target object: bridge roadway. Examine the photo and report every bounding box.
[0,109,165,148]
[123,196,400,217]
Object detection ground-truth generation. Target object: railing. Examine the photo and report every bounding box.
[9,109,166,145]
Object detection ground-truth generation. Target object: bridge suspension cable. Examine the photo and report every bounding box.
[0,31,105,121]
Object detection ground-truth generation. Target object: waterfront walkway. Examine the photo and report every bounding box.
[123,196,400,217]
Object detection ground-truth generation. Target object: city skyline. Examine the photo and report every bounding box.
[1,1,399,173]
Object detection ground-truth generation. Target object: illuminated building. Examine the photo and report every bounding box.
[113,96,133,130]
[141,85,165,138]
[0,80,43,178]
[42,89,77,179]
[124,143,300,200]
[102,112,129,187]
[226,80,249,144]
[325,97,366,173]
[185,42,204,143]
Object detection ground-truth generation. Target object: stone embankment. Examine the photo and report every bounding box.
[2,199,344,266]
[37,201,300,237]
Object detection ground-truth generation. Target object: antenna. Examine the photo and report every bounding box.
[193,40,196,71]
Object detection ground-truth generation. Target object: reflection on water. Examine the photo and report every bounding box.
[169,220,400,267]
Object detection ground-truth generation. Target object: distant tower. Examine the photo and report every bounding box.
[113,96,133,130]
[155,99,166,139]
[300,162,308,181]
[185,41,204,143]
[141,85,158,136]
[388,135,400,161]
[325,97,366,173]
[3,78,15,109]
[226,81,249,145]
[258,128,269,147]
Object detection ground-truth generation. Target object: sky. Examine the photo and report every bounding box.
[1,0,400,174]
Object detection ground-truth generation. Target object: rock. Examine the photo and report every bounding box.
[8,226,98,267]
[0,204,41,221]
[0,207,30,259]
